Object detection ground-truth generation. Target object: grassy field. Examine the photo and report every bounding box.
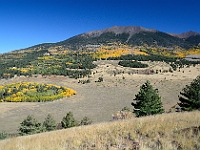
[0,111,200,150]
[0,61,199,135]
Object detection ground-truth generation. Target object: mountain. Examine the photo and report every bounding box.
[173,31,200,39]
[22,26,200,51]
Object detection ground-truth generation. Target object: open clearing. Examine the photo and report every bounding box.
[0,60,199,134]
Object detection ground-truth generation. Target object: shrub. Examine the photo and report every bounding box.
[97,77,103,82]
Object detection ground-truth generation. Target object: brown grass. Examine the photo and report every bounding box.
[0,62,199,135]
[0,111,200,150]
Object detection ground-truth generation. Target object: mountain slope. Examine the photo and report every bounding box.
[19,26,200,51]
[173,31,200,39]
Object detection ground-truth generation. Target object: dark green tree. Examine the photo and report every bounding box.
[61,112,78,128]
[0,131,7,140]
[43,114,57,132]
[178,76,200,111]
[18,115,43,135]
[79,116,92,126]
[131,81,164,117]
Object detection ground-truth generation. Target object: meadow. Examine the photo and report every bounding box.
[0,60,199,135]
[0,111,199,149]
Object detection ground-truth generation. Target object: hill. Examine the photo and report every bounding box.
[0,111,200,149]
[19,26,200,51]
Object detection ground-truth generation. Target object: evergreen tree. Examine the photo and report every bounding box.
[61,112,78,128]
[178,75,200,111]
[18,115,43,135]
[131,81,164,117]
[0,131,7,140]
[79,116,92,126]
[43,114,57,131]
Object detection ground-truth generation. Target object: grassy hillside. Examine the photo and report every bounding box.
[0,111,200,150]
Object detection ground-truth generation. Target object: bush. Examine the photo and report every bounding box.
[97,77,103,82]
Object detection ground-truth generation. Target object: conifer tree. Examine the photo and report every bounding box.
[43,114,57,131]
[79,116,92,126]
[18,115,43,135]
[61,112,78,128]
[178,76,200,111]
[131,81,164,117]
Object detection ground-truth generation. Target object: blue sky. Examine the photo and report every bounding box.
[1,0,200,53]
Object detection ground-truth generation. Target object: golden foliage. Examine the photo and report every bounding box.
[0,82,76,102]
[133,50,148,56]
[175,48,200,58]
[92,47,130,59]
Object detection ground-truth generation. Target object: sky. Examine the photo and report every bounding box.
[1,0,200,53]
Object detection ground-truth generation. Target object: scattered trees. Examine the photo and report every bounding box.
[131,81,164,117]
[18,112,92,136]
[178,76,200,111]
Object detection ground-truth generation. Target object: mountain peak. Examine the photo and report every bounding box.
[83,26,157,37]
[173,31,200,39]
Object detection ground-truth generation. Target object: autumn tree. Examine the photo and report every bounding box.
[131,81,164,117]
[43,114,57,131]
[178,76,200,111]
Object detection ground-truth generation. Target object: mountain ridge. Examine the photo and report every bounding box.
[12,26,200,52]
[171,30,200,39]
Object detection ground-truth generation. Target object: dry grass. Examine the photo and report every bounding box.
[0,62,199,135]
[0,111,200,150]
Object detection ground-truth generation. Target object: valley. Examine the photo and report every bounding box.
[0,60,199,134]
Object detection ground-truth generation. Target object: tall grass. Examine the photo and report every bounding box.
[0,111,200,150]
